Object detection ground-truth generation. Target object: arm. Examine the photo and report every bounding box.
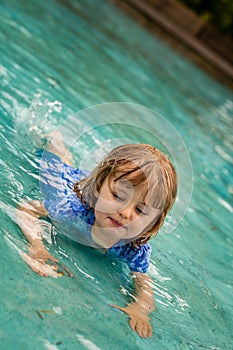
[112,272,155,338]
[45,131,73,166]
[16,201,61,277]
[131,272,155,315]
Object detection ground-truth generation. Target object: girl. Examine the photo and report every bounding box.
[17,132,177,338]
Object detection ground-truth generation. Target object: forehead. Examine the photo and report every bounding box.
[109,176,152,206]
[108,166,164,210]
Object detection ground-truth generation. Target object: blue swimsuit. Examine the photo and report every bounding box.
[38,150,151,273]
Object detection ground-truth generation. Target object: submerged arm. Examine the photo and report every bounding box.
[16,201,61,277]
[112,272,155,338]
[132,272,155,314]
[17,201,47,244]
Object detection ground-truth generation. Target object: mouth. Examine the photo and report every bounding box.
[109,217,125,228]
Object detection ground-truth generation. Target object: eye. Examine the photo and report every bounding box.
[112,192,124,202]
[136,206,147,215]
[136,207,144,214]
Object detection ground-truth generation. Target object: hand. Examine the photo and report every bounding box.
[20,251,61,278]
[20,242,61,277]
[20,242,73,278]
[111,302,153,338]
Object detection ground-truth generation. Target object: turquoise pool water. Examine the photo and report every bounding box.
[0,0,233,349]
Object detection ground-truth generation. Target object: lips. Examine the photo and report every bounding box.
[109,217,124,228]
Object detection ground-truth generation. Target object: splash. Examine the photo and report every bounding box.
[28,93,62,135]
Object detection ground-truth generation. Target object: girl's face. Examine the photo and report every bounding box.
[93,175,161,246]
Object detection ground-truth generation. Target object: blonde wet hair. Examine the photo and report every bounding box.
[73,144,177,247]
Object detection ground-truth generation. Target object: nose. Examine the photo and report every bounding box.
[118,203,134,220]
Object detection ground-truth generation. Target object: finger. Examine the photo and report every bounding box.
[109,304,125,313]
[57,262,74,278]
[141,323,149,338]
[129,318,137,332]
[42,264,61,278]
[50,263,59,271]
[134,320,144,338]
[135,320,147,338]
[147,323,153,338]
[136,321,152,338]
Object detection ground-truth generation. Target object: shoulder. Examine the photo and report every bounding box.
[38,149,89,183]
[108,243,152,274]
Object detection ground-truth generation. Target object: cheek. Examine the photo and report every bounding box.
[95,197,121,214]
[128,216,151,232]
